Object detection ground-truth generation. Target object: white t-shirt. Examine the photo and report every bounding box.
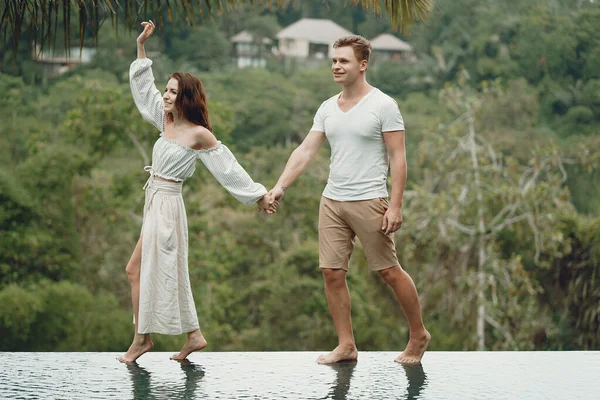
[310,88,405,201]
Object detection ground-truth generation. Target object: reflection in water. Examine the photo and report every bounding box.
[127,363,152,399]
[178,359,205,398]
[126,360,205,400]
[2,352,595,399]
[401,363,427,400]
[323,361,357,400]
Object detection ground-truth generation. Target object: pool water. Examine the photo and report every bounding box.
[0,351,598,399]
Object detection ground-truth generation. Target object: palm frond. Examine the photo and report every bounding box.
[0,0,434,55]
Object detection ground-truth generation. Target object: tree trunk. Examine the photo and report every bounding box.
[477,233,486,350]
[467,110,487,351]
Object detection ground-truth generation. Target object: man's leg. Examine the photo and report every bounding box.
[379,266,430,364]
[317,268,359,364]
[317,197,358,364]
[349,198,430,364]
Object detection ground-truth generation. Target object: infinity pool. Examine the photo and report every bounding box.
[0,351,598,399]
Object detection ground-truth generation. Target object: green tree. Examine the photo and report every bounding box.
[164,23,231,71]
[0,146,91,287]
[0,281,132,351]
[203,69,316,148]
[403,79,596,350]
[535,213,600,349]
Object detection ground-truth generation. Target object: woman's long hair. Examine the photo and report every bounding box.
[167,72,212,131]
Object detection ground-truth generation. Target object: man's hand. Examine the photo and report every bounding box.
[257,193,278,214]
[257,186,285,215]
[268,186,285,204]
[137,20,155,44]
[381,206,403,234]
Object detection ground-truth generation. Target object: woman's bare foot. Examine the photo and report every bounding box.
[171,331,207,361]
[316,343,358,364]
[118,335,154,363]
[394,330,431,365]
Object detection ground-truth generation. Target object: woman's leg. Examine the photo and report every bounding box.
[171,329,207,361]
[118,236,154,362]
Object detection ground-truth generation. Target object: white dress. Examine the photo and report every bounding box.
[130,58,267,335]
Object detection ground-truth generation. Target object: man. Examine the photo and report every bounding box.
[268,35,430,365]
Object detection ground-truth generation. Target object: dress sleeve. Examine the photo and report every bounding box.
[129,58,165,132]
[197,142,268,205]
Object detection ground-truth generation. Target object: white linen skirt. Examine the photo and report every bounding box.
[137,176,199,335]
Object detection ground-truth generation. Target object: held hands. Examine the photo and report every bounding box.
[257,186,285,215]
[257,193,279,214]
[381,206,403,234]
[268,186,285,205]
[137,20,155,44]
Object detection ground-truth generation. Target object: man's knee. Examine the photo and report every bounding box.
[322,268,346,286]
[378,265,402,284]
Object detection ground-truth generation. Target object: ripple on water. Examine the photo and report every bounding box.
[0,351,599,399]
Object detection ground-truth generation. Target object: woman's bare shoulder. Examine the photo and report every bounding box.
[191,125,218,150]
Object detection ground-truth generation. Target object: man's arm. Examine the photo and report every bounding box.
[382,130,407,234]
[269,130,327,201]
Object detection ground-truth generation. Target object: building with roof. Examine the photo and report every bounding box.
[370,33,416,63]
[33,44,97,77]
[230,30,274,68]
[276,18,353,60]
[229,20,415,69]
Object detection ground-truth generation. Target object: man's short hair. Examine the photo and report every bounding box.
[333,35,372,62]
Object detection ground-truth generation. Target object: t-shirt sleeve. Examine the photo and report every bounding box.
[310,101,326,133]
[380,97,405,132]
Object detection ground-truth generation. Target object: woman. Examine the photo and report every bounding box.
[118,20,276,363]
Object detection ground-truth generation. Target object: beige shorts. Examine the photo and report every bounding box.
[318,196,400,271]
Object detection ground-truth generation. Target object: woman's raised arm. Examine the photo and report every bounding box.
[129,21,164,132]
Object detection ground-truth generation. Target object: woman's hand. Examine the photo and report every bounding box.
[137,20,155,44]
[257,193,279,214]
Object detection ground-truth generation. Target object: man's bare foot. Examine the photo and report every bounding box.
[394,330,431,365]
[316,343,358,364]
[117,337,154,363]
[171,332,207,361]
